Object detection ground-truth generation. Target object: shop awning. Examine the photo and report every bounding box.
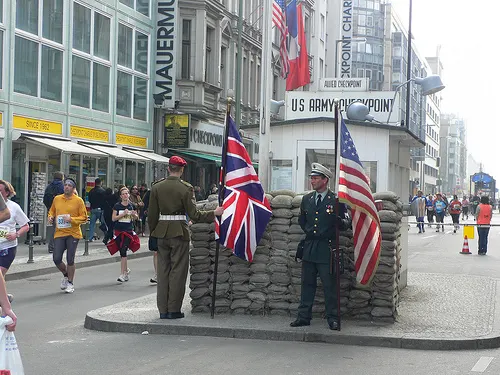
[123,148,170,163]
[174,150,222,164]
[25,136,106,157]
[81,144,150,161]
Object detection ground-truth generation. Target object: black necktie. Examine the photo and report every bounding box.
[317,195,322,207]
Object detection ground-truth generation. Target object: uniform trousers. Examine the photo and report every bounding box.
[297,260,338,322]
[157,236,190,313]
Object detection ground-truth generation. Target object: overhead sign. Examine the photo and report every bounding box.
[13,115,62,135]
[116,133,147,148]
[339,1,353,78]
[154,0,177,109]
[189,121,224,154]
[285,91,400,124]
[164,114,189,148]
[70,125,109,142]
[319,78,368,92]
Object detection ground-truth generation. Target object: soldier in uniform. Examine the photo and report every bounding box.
[290,163,350,330]
[148,156,224,319]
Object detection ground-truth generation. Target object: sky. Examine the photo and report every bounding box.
[390,0,500,179]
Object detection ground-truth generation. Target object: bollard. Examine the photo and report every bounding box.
[27,223,34,264]
[83,219,90,256]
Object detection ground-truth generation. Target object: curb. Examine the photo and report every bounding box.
[5,251,152,281]
[83,311,500,350]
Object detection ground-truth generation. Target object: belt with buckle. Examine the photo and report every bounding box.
[159,214,186,221]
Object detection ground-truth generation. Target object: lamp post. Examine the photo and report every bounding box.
[405,0,413,130]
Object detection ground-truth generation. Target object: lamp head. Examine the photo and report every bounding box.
[270,99,285,115]
[415,75,445,96]
[346,102,374,122]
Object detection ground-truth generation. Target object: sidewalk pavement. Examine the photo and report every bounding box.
[84,271,500,350]
[6,236,153,281]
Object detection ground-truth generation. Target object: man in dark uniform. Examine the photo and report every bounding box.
[290,162,350,330]
[148,156,224,319]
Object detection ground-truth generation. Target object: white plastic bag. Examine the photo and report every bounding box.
[0,317,24,375]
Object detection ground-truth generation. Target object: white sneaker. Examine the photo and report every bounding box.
[150,274,157,284]
[117,274,126,282]
[126,268,131,275]
[124,273,129,282]
[65,283,74,294]
[60,276,69,290]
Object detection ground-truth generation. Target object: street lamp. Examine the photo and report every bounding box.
[346,74,445,124]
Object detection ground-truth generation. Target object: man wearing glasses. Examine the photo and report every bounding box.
[47,178,88,293]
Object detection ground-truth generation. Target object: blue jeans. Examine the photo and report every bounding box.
[477,226,490,253]
[88,208,102,241]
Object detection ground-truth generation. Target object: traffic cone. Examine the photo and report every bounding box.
[460,235,471,255]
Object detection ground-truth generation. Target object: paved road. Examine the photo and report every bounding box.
[5,253,500,374]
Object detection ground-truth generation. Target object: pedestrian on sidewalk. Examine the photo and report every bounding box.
[426,194,435,228]
[449,195,462,233]
[148,156,223,320]
[47,178,88,294]
[102,188,118,244]
[0,180,29,303]
[476,195,492,255]
[87,178,106,242]
[434,193,447,232]
[411,191,427,233]
[43,171,64,253]
[139,183,150,237]
[461,196,469,220]
[290,163,350,331]
[129,186,144,235]
[112,186,140,282]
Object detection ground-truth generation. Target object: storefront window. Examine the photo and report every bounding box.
[125,160,136,187]
[68,154,80,188]
[98,158,108,188]
[138,162,146,186]
[41,45,63,102]
[82,156,97,199]
[47,152,61,177]
[114,159,124,189]
[11,143,26,209]
[72,56,90,108]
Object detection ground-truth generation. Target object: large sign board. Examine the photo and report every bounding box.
[285,91,400,124]
[154,1,177,109]
[319,78,368,92]
[164,114,189,148]
[339,1,353,78]
[189,122,224,154]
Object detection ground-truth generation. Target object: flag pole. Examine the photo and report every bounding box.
[332,102,342,330]
[211,97,232,319]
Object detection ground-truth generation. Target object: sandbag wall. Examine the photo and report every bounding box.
[189,190,403,322]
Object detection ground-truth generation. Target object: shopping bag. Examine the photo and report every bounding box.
[0,317,24,375]
[463,225,474,239]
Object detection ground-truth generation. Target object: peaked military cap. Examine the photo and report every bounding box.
[309,162,333,179]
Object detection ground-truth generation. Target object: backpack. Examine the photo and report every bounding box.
[43,184,58,209]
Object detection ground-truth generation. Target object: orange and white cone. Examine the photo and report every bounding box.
[460,235,471,255]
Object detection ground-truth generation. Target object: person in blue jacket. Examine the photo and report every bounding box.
[433,193,448,232]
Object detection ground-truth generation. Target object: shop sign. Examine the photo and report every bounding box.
[189,121,224,154]
[319,78,368,92]
[70,125,109,142]
[285,91,399,123]
[339,1,353,78]
[0,112,3,126]
[116,133,147,148]
[154,0,177,109]
[13,115,62,135]
[164,114,189,148]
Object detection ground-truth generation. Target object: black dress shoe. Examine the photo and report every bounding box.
[165,312,185,319]
[290,319,310,327]
[159,313,169,319]
[328,320,339,330]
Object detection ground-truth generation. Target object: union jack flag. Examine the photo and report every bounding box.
[215,115,272,262]
[337,116,381,286]
[273,0,289,78]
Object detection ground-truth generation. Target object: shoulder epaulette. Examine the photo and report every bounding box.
[180,179,193,188]
[152,178,165,186]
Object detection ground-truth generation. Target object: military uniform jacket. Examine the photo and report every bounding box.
[299,190,348,264]
[148,176,215,241]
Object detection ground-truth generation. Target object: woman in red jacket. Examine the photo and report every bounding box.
[449,195,462,234]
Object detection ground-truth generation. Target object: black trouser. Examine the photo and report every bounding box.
[297,260,337,323]
[426,210,434,224]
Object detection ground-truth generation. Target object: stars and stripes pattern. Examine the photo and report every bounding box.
[337,117,381,286]
[215,115,272,262]
[272,0,289,78]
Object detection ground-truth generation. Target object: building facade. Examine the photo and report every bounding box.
[1,0,172,216]
[439,114,467,196]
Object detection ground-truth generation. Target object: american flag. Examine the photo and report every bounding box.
[337,117,382,286]
[215,115,272,262]
[272,0,289,78]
